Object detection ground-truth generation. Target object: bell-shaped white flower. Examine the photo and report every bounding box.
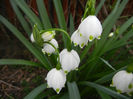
[42,39,58,55]
[59,49,80,73]
[30,33,35,43]
[71,30,88,48]
[41,31,55,41]
[77,15,102,41]
[45,68,66,94]
[111,70,133,94]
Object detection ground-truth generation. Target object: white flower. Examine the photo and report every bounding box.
[111,70,133,94]
[41,31,55,41]
[77,15,102,41]
[45,68,66,94]
[71,30,88,48]
[42,39,58,55]
[59,49,80,73]
[30,33,35,42]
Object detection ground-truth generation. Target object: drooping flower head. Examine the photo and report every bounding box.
[30,33,35,43]
[41,31,55,42]
[42,39,58,55]
[71,15,102,48]
[111,70,133,94]
[59,49,80,73]
[45,68,66,94]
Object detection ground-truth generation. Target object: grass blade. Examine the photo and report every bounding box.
[97,89,112,99]
[36,0,52,29]
[10,0,31,36]
[0,59,42,67]
[53,0,67,47]
[0,15,51,70]
[99,57,116,71]
[69,14,75,36]
[15,0,42,30]
[24,83,47,99]
[80,81,130,99]
[95,0,106,15]
[95,66,127,84]
[67,82,81,99]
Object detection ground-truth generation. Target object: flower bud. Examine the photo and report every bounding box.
[77,15,102,41]
[111,70,133,94]
[41,31,55,42]
[59,49,80,73]
[45,68,66,94]
[30,33,35,43]
[42,39,58,55]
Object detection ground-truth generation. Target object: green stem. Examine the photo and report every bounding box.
[44,42,61,70]
[40,28,72,51]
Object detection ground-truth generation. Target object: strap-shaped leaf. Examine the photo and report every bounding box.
[24,83,47,99]
[14,0,42,30]
[97,89,112,99]
[0,15,51,70]
[99,57,116,71]
[80,81,130,99]
[53,0,67,47]
[10,0,31,36]
[95,66,127,84]
[95,0,106,15]
[0,59,42,67]
[67,82,81,99]
[36,0,52,29]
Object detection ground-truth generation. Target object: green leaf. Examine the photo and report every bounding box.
[53,0,67,47]
[95,0,106,15]
[80,81,130,99]
[36,0,52,29]
[69,14,75,36]
[0,59,42,67]
[24,83,47,99]
[97,89,112,99]
[95,66,127,84]
[0,15,51,70]
[14,0,42,30]
[99,57,116,71]
[10,0,31,36]
[67,82,81,99]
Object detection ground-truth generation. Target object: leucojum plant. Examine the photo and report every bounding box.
[0,0,133,99]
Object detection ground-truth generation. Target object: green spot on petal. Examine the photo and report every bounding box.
[75,68,78,71]
[89,35,94,41]
[47,53,51,56]
[80,33,82,37]
[74,43,77,46]
[81,43,84,48]
[128,84,132,89]
[117,89,122,93]
[97,36,101,39]
[64,71,68,74]
[46,84,49,88]
[56,88,60,94]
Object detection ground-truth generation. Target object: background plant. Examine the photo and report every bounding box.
[0,0,133,99]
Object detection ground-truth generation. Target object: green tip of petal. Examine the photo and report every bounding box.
[97,36,101,39]
[128,84,133,89]
[42,50,46,54]
[89,35,94,41]
[56,88,60,94]
[75,68,78,71]
[117,89,122,93]
[47,53,51,56]
[80,43,84,48]
[80,33,82,37]
[46,84,49,88]
[74,43,77,46]
[64,70,68,74]
[110,81,114,87]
